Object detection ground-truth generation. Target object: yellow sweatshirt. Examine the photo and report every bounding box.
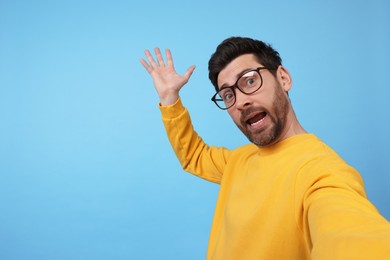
[160,98,390,260]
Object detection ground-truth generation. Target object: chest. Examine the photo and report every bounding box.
[219,154,300,231]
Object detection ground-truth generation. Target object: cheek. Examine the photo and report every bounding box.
[227,110,241,124]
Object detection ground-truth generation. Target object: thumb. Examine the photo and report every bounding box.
[183,65,196,82]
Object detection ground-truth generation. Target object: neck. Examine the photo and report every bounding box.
[281,108,306,141]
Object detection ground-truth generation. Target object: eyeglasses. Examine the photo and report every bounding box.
[211,67,269,110]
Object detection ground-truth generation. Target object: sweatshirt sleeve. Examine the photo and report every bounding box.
[298,161,390,259]
[159,98,230,184]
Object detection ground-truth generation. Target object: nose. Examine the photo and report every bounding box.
[234,89,252,110]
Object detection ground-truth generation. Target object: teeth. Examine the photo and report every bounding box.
[250,117,265,126]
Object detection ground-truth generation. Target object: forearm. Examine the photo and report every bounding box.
[159,98,228,183]
[301,169,390,259]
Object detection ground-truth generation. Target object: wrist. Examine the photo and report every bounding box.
[159,93,179,106]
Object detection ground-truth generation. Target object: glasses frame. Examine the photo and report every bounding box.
[211,67,269,110]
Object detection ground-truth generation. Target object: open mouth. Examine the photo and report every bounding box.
[246,112,267,126]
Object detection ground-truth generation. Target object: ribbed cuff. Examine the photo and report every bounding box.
[159,97,186,119]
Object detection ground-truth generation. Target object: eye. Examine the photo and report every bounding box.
[239,71,260,89]
[245,77,257,87]
[219,88,234,102]
[224,93,234,101]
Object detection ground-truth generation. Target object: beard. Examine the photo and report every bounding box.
[236,83,290,147]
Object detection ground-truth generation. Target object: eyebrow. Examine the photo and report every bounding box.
[219,67,255,89]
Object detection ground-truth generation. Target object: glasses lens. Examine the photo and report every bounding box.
[217,88,235,109]
[237,70,262,94]
[212,68,265,110]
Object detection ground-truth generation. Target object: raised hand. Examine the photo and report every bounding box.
[140,48,196,106]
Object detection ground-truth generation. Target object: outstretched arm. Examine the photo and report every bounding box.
[140,48,196,106]
[141,48,227,183]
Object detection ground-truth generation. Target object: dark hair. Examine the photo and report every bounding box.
[208,37,282,91]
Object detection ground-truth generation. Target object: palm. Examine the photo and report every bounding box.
[149,61,187,93]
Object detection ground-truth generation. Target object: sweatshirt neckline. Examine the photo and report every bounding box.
[256,133,316,156]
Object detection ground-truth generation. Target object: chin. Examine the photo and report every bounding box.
[248,125,282,147]
[251,135,278,147]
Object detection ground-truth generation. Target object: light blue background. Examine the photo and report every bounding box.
[1,0,389,259]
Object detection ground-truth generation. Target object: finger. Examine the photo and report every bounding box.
[183,65,196,82]
[154,47,165,67]
[166,49,174,68]
[144,49,158,68]
[140,58,153,74]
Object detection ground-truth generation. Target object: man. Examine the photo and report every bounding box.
[140,37,390,259]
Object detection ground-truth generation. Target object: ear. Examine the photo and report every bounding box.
[276,66,292,92]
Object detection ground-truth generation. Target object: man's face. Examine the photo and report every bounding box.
[217,54,291,147]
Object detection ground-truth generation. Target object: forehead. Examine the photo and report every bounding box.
[217,54,262,88]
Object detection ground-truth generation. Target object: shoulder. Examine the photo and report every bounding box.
[294,136,364,195]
